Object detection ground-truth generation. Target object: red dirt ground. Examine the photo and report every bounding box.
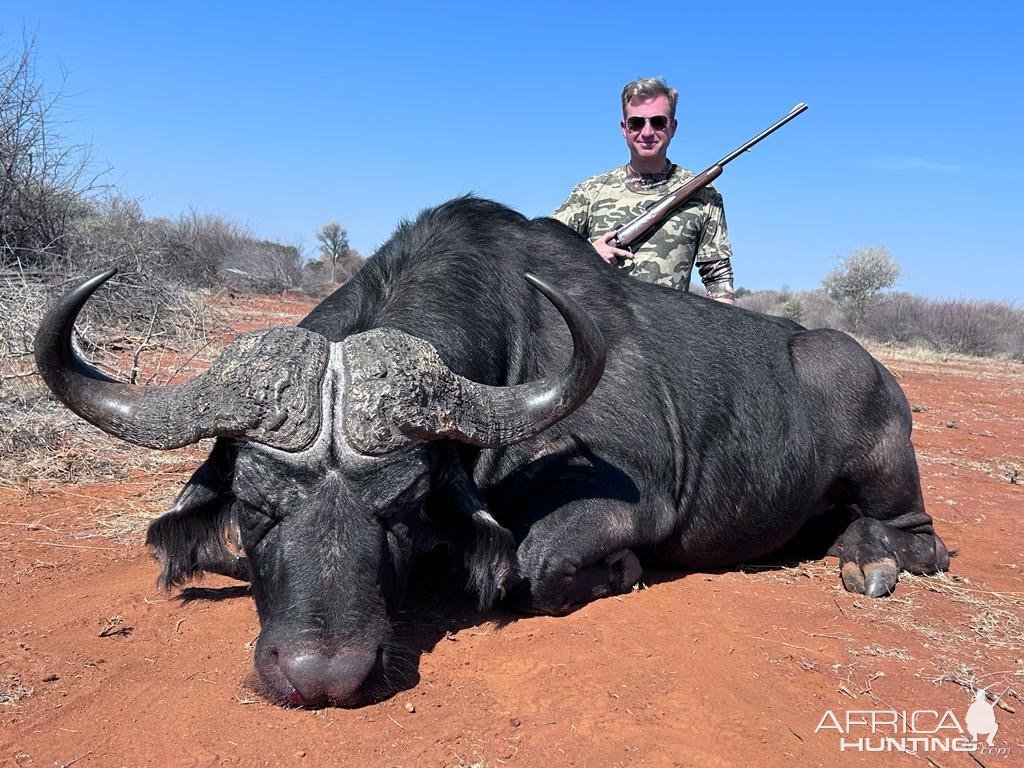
[2,295,1022,767]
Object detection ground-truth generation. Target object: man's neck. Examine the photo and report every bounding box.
[628,157,670,175]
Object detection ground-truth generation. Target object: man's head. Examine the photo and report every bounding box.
[620,77,678,171]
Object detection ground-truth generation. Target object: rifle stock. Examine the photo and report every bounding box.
[611,103,807,250]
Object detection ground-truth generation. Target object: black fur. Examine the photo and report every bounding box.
[144,196,947,705]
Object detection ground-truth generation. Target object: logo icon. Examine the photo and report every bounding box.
[965,687,1003,747]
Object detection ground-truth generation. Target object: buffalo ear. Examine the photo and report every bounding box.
[464,507,520,610]
[431,449,520,609]
[145,440,250,588]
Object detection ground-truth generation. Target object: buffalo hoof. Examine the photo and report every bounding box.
[932,536,951,573]
[840,556,899,597]
[604,549,642,593]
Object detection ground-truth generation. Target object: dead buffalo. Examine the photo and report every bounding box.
[35,196,949,707]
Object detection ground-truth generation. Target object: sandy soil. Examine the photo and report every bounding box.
[2,294,1022,767]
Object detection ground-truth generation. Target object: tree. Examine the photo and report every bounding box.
[1,33,100,270]
[822,245,901,332]
[315,221,351,283]
[779,296,806,325]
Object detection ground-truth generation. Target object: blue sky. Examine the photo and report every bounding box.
[2,1,1021,301]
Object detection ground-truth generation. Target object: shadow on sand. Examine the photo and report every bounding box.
[171,506,859,706]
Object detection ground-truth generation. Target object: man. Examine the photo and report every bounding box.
[553,78,735,304]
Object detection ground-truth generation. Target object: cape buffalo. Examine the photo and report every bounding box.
[35,196,949,707]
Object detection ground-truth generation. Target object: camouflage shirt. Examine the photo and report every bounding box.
[552,162,734,297]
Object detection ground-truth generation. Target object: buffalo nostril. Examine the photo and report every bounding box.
[322,652,377,702]
[276,649,377,707]
[278,651,329,706]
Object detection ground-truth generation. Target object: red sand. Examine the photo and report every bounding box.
[3,296,1021,767]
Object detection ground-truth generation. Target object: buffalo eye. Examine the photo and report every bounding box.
[237,503,277,549]
[375,474,431,524]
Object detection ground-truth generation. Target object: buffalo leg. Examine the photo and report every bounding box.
[835,448,949,597]
[789,329,949,597]
[508,500,643,616]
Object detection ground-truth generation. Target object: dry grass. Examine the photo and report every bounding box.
[867,341,1024,379]
[739,558,1024,705]
[897,571,1024,651]
[845,571,1024,705]
[913,450,1024,486]
[854,644,913,660]
[0,278,231,488]
[825,569,1024,655]
[68,461,200,543]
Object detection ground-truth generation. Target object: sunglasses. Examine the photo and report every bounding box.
[625,115,671,132]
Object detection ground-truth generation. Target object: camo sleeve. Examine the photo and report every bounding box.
[694,187,734,297]
[697,258,734,298]
[552,184,593,238]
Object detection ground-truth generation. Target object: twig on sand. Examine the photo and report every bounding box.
[59,752,93,768]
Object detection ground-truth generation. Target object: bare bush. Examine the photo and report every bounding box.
[220,239,303,292]
[736,288,841,330]
[1,34,101,271]
[299,258,333,295]
[796,291,843,329]
[915,299,1024,360]
[858,293,927,347]
[736,288,784,315]
[68,195,158,273]
[857,293,1024,360]
[148,210,249,287]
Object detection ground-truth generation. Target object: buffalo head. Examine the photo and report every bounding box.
[34,269,605,706]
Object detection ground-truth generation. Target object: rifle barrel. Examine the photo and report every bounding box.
[716,103,808,167]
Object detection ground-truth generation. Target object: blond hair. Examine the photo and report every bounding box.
[621,78,679,119]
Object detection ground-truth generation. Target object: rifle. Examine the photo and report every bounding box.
[611,102,808,251]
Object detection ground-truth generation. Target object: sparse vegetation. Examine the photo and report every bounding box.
[0,34,360,487]
[0,34,100,273]
[735,245,1024,362]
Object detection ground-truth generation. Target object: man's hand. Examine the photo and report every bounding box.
[592,231,634,264]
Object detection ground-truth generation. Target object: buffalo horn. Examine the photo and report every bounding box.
[342,273,606,454]
[34,269,328,451]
